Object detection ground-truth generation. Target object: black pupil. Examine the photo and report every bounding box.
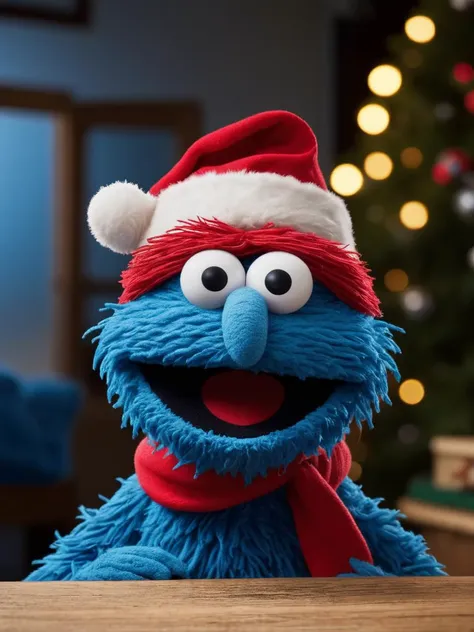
[201,266,228,292]
[265,269,292,295]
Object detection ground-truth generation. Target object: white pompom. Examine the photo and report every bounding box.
[87,181,157,254]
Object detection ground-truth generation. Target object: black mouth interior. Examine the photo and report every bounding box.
[138,363,342,438]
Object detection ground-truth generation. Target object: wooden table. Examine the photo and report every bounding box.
[1,577,473,631]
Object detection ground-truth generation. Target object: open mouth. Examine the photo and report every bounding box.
[138,364,342,438]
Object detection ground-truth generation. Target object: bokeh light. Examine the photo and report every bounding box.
[399,201,429,229]
[434,103,455,121]
[364,152,393,180]
[465,90,474,114]
[454,188,474,217]
[350,461,363,481]
[401,287,434,319]
[399,379,425,405]
[330,164,364,196]
[368,65,402,97]
[404,15,436,43]
[401,147,423,168]
[384,269,409,292]
[357,104,390,135]
[452,62,474,84]
[398,424,420,444]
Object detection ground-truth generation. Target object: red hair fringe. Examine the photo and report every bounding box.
[120,219,381,317]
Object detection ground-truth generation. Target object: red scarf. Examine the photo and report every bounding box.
[134,439,372,577]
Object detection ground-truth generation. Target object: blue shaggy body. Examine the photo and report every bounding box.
[28,476,442,580]
[28,268,444,581]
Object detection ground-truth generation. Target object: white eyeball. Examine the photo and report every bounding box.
[246,251,313,314]
[180,249,246,309]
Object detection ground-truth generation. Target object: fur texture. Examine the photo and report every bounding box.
[87,181,156,254]
[28,475,444,580]
[87,273,400,481]
[143,171,354,249]
[120,220,378,315]
[27,256,444,580]
[339,478,444,577]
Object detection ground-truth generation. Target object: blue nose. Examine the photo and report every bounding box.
[222,287,268,368]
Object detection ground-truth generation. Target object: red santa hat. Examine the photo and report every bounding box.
[87,111,354,255]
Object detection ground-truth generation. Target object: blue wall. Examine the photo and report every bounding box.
[0,111,54,373]
[0,0,339,376]
[0,0,337,153]
[84,127,177,328]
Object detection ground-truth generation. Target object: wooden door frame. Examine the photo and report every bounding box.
[69,101,201,381]
[0,87,201,379]
[0,85,76,376]
[0,0,90,25]
[0,86,72,112]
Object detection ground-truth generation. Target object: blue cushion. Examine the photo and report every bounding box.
[0,368,82,484]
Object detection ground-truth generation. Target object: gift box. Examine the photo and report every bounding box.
[430,436,474,492]
[398,435,474,575]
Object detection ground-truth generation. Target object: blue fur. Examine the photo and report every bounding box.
[86,274,401,482]
[27,476,308,580]
[28,257,443,580]
[28,475,443,580]
[222,287,268,367]
[339,478,444,577]
[73,546,189,581]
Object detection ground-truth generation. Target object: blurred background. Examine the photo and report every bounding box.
[0,0,473,579]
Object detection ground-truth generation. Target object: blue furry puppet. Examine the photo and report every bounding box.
[28,111,444,581]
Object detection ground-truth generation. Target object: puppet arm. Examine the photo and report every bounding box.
[26,475,187,581]
[73,545,188,580]
[337,477,445,577]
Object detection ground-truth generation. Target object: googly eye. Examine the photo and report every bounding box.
[180,250,246,309]
[246,251,313,314]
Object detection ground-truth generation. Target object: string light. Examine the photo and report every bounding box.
[434,103,455,121]
[384,269,409,292]
[368,65,402,97]
[450,0,474,9]
[364,152,393,180]
[329,164,364,196]
[402,287,433,319]
[399,201,429,229]
[399,379,425,405]
[357,104,390,135]
[465,90,474,114]
[404,16,436,43]
[454,188,474,217]
[453,63,474,84]
[401,147,423,168]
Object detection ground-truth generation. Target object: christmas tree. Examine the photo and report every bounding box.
[334,0,474,505]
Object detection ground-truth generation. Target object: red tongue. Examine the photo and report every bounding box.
[201,371,285,426]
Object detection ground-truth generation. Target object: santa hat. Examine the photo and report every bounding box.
[87,111,354,255]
